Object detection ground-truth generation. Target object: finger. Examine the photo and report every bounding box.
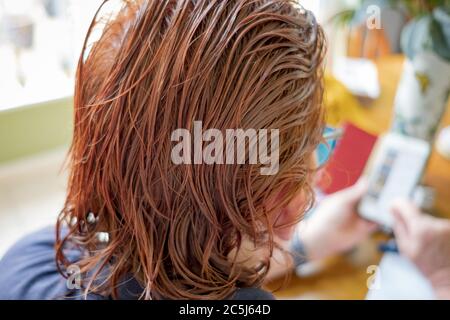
[353,177,369,194]
[391,199,422,252]
[391,199,422,230]
[391,209,409,249]
[365,220,379,233]
[357,218,378,234]
[338,178,369,203]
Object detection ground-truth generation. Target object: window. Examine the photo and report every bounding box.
[0,0,104,110]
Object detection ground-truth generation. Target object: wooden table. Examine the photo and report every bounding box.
[266,55,450,300]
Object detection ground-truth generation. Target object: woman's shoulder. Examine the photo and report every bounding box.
[0,226,99,300]
[0,226,275,300]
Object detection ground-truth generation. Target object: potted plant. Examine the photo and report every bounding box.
[393,1,450,141]
[334,0,450,142]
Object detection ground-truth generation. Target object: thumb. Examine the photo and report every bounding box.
[391,199,422,223]
[338,178,368,203]
[391,199,422,256]
[391,199,422,236]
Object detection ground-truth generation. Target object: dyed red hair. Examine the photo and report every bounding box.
[56,0,326,299]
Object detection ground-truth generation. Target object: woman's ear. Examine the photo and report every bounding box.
[269,190,306,241]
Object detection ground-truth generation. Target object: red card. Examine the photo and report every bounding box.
[317,122,378,194]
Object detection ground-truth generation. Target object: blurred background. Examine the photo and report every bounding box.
[0,0,112,256]
[0,0,449,299]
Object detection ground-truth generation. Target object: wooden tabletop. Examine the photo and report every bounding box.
[266,55,450,300]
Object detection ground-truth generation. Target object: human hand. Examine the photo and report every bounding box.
[391,200,450,299]
[298,180,377,261]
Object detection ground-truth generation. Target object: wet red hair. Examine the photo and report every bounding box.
[56,0,326,299]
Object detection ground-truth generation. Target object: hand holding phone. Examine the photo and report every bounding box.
[358,133,431,231]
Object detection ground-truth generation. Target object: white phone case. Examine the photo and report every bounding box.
[358,133,431,230]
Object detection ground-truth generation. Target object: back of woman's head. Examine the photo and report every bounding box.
[57,0,326,299]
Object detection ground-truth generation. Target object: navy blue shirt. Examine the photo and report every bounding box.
[0,227,274,300]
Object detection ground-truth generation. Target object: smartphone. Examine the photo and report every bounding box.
[358,133,431,231]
